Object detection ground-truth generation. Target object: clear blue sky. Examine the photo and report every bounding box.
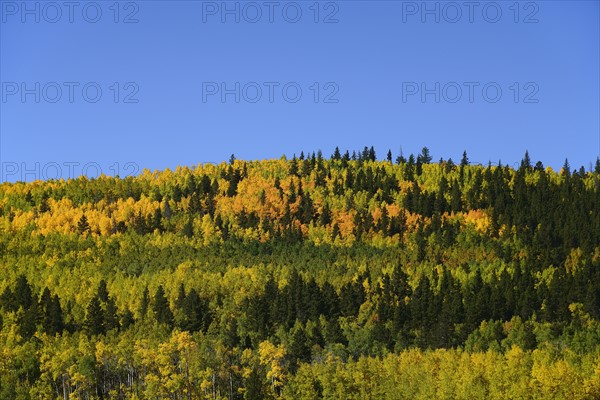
[1,0,599,181]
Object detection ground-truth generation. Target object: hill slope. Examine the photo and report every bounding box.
[1,148,600,399]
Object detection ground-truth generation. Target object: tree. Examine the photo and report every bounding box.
[97,280,109,303]
[419,147,432,164]
[84,296,105,335]
[139,286,150,320]
[450,181,462,212]
[14,275,32,311]
[520,150,531,170]
[562,158,571,176]
[460,151,469,167]
[288,322,311,372]
[332,147,341,160]
[105,297,120,331]
[153,285,174,327]
[368,146,376,162]
[77,214,90,235]
[41,292,64,335]
[182,218,194,238]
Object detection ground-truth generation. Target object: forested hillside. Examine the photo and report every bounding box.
[1,147,600,399]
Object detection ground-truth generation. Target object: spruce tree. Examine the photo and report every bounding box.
[153,285,174,327]
[139,287,150,320]
[77,214,90,235]
[104,297,120,331]
[14,275,32,311]
[85,297,105,335]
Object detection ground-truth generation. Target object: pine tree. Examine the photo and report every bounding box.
[289,322,311,372]
[450,180,462,212]
[121,309,135,330]
[175,283,187,310]
[104,297,120,331]
[521,150,531,170]
[48,295,64,335]
[332,147,341,160]
[85,296,105,335]
[319,203,332,226]
[153,285,174,327]
[14,275,32,311]
[460,151,469,167]
[77,214,90,235]
[368,146,376,162]
[139,287,150,320]
[182,218,194,238]
[420,147,432,163]
[97,280,109,303]
[562,158,571,177]
[182,289,210,332]
[0,286,15,312]
[40,289,64,335]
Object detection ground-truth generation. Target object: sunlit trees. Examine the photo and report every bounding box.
[0,147,599,397]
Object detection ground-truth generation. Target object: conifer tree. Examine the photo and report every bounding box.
[85,296,105,335]
[153,285,174,327]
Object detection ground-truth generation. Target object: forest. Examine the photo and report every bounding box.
[1,147,600,399]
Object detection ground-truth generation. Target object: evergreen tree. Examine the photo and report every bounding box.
[104,297,120,331]
[332,147,341,160]
[97,280,109,303]
[153,285,174,327]
[121,309,135,330]
[182,218,194,238]
[77,214,90,235]
[562,158,571,177]
[460,151,469,167]
[139,287,150,320]
[420,147,432,164]
[14,275,32,311]
[520,150,531,170]
[0,286,15,312]
[84,296,105,335]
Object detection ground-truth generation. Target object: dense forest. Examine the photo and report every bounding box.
[1,147,600,399]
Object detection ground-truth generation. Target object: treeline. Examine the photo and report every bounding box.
[0,147,599,399]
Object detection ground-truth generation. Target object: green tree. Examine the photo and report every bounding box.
[153,285,174,327]
[84,296,105,335]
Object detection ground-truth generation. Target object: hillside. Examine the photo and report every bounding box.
[1,148,600,399]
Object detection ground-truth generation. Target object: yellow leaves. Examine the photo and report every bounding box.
[133,330,198,399]
[335,210,355,240]
[531,349,582,399]
[583,359,600,398]
[258,340,287,389]
[201,214,221,245]
[281,347,599,400]
[11,209,35,231]
[565,247,584,274]
[463,209,491,233]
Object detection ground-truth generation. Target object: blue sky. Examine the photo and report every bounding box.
[1,0,599,181]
